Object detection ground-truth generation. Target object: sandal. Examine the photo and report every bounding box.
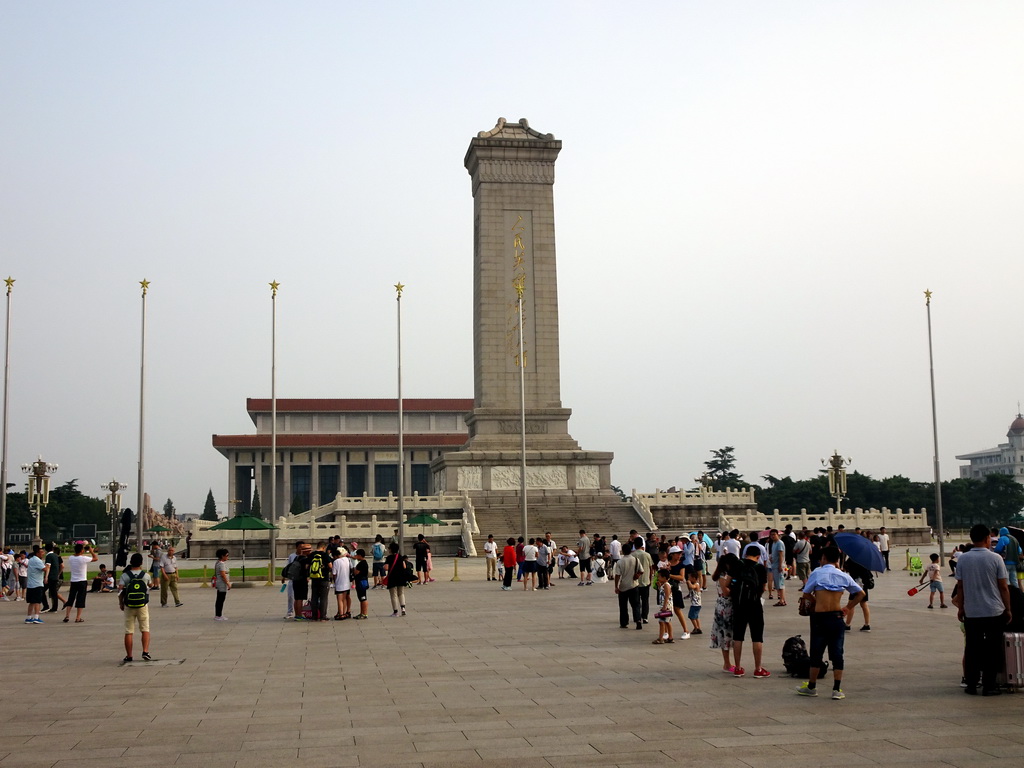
[74,618,85,623]
[773,601,787,606]
[651,638,665,644]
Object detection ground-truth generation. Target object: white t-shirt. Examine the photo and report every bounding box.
[878,533,890,552]
[609,539,622,560]
[483,540,497,558]
[564,549,579,564]
[67,554,94,583]
[332,556,352,592]
[523,544,538,562]
[720,538,741,558]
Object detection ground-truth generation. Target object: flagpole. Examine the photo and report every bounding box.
[0,277,14,547]
[395,282,405,554]
[269,281,279,572]
[137,279,150,555]
[925,289,945,561]
[516,281,528,540]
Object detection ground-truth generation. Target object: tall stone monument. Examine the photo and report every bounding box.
[432,118,618,502]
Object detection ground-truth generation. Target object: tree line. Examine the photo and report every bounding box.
[700,446,1024,529]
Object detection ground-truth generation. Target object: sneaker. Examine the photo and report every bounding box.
[691,628,703,635]
[284,614,294,620]
[754,668,771,679]
[941,604,948,608]
[724,666,737,674]
[214,616,228,621]
[32,617,43,624]
[733,667,745,677]
[293,616,306,621]
[142,652,152,661]
[24,617,33,624]
[844,625,851,631]
[401,609,406,616]
[175,602,184,607]
[500,586,511,591]
[578,582,586,586]
[927,604,933,609]
[122,656,133,663]
[796,682,818,697]
[831,689,846,700]
[391,611,399,617]
[859,625,871,632]
[679,632,691,639]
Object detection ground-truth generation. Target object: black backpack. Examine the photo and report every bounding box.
[123,569,149,608]
[281,558,303,581]
[730,559,762,607]
[782,634,829,678]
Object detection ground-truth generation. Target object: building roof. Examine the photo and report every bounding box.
[1010,414,1024,435]
[212,432,467,452]
[245,398,472,414]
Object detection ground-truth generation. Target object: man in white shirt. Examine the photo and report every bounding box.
[159,546,183,608]
[877,527,890,571]
[483,535,498,581]
[63,542,98,623]
[608,535,622,566]
[720,530,742,559]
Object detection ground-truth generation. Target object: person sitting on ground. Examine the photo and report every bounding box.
[91,564,109,593]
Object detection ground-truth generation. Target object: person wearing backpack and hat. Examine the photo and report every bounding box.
[119,553,152,662]
[994,527,1021,590]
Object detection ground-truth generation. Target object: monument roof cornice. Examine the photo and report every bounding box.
[465,117,561,178]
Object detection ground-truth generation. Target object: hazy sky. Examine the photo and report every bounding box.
[2,2,1022,517]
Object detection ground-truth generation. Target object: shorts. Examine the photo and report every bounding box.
[732,605,764,643]
[372,562,386,578]
[687,605,702,621]
[860,589,870,603]
[522,561,536,573]
[124,605,150,634]
[796,562,810,581]
[334,588,350,596]
[19,576,28,588]
[579,558,592,573]
[67,581,87,608]
[693,559,704,573]
[416,557,427,573]
[355,580,368,602]
[772,571,785,590]
[929,581,944,593]
[26,586,44,604]
[292,580,309,601]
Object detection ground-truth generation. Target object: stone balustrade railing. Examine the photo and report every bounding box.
[721,506,929,531]
[634,487,758,506]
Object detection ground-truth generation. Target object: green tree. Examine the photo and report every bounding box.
[163,498,176,519]
[289,495,305,516]
[33,480,107,542]
[704,446,747,491]
[251,487,262,519]
[201,489,218,521]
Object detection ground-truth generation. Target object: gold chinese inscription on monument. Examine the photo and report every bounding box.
[506,214,528,368]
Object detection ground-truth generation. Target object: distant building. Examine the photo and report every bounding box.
[956,414,1024,484]
[212,398,473,517]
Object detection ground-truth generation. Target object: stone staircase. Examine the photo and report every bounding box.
[468,490,652,551]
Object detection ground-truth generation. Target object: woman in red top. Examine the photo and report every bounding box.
[501,538,517,591]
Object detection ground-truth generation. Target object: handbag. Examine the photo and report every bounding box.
[381,554,399,588]
[654,609,672,619]
[798,592,815,617]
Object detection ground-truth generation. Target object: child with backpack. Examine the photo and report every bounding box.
[119,553,152,663]
[352,550,370,620]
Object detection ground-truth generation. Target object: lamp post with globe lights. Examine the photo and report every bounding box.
[22,456,57,546]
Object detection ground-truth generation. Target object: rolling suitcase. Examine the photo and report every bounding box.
[1004,633,1024,689]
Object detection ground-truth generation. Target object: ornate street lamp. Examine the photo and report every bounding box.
[22,456,58,545]
[822,451,851,515]
[102,479,127,579]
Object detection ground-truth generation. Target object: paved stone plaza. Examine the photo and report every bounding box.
[1,550,1021,767]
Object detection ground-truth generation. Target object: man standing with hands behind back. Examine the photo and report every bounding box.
[953,523,1012,696]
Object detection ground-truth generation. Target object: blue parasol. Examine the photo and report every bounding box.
[833,532,885,573]
[688,531,714,548]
